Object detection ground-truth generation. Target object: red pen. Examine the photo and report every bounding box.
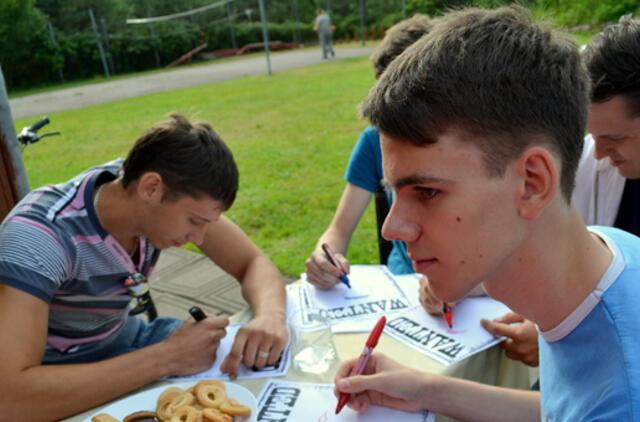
[335,315,387,414]
[443,302,453,328]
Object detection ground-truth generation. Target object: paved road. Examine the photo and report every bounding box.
[10,46,373,119]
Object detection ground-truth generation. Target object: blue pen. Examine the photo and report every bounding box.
[321,243,351,288]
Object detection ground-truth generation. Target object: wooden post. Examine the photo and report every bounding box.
[257,0,272,75]
[359,0,366,46]
[100,17,115,75]
[47,21,64,83]
[226,2,237,49]
[88,8,110,79]
[147,10,161,68]
[0,64,29,220]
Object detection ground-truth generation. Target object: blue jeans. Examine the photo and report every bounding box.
[43,316,183,364]
[319,31,334,58]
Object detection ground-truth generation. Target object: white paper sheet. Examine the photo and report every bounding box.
[168,323,291,381]
[300,265,411,325]
[384,297,511,365]
[256,380,434,422]
[329,273,424,334]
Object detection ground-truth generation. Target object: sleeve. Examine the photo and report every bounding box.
[344,127,384,193]
[0,217,71,302]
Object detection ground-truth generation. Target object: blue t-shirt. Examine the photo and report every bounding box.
[344,126,413,274]
[539,226,640,420]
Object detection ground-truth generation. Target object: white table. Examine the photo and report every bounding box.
[64,304,532,422]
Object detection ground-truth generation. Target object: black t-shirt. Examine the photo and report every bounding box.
[613,178,640,237]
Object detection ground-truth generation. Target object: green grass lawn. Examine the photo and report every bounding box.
[14,56,381,278]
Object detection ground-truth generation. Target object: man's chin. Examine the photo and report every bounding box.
[617,166,640,180]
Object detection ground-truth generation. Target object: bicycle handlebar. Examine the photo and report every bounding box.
[29,116,50,132]
[18,116,60,146]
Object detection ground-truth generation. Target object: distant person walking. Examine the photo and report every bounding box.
[315,9,335,59]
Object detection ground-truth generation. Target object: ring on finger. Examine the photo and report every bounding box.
[257,350,270,359]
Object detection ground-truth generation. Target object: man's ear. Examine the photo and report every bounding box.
[514,146,558,220]
[136,172,164,202]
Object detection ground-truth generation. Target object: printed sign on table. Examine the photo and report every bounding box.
[384,297,511,365]
[257,380,434,422]
[300,265,410,325]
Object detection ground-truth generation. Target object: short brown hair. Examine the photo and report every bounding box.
[122,113,238,210]
[371,14,433,78]
[584,16,640,117]
[361,6,589,201]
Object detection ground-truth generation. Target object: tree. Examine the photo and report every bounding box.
[0,0,56,88]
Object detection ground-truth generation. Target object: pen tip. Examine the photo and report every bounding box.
[444,315,453,328]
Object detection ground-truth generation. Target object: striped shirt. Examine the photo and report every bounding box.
[0,159,160,352]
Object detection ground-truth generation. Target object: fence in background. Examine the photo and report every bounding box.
[9,0,408,90]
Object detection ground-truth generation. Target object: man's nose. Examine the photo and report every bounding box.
[381,201,420,244]
[188,225,207,246]
[593,136,613,160]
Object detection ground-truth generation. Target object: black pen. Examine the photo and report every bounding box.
[189,306,207,321]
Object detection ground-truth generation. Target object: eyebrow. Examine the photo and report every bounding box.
[190,214,211,223]
[597,133,626,140]
[383,174,448,191]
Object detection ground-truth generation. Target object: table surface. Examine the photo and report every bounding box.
[63,306,532,422]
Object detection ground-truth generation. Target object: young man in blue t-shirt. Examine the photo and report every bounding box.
[477,15,640,368]
[306,15,432,289]
[334,6,640,420]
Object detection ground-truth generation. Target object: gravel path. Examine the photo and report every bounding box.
[10,46,373,119]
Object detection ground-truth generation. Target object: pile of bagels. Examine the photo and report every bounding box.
[92,380,252,422]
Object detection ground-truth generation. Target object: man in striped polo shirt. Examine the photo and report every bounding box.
[0,113,288,420]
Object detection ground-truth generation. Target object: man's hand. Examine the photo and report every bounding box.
[163,315,229,375]
[334,353,427,413]
[305,247,350,290]
[481,312,539,367]
[219,313,288,379]
[418,275,456,314]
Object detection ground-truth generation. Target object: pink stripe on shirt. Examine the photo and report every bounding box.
[70,171,93,209]
[19,188,48,213]
[70,234,102,245]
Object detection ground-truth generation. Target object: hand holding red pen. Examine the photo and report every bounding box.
[334,352,426,414]
[335,316,386,414]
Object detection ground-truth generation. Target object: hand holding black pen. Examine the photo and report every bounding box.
[189,306,207,321]
[321,243,351,288]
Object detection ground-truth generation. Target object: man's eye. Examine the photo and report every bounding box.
[417,187,439,200]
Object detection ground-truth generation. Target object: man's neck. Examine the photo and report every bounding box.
[94,179,141,251]
[485,207,613,332]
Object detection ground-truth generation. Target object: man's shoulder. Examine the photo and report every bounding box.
[357,126,380,145]
[351,127,381,161]
[592,226,640,292]
[1,159,121,241]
